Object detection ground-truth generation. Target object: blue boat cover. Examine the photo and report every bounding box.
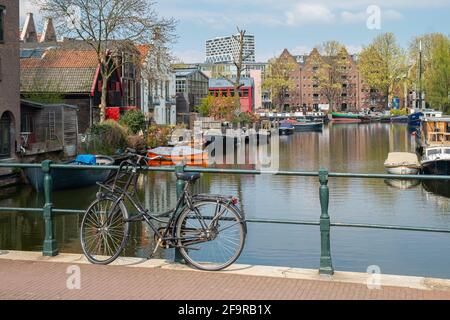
[75,154,96,165]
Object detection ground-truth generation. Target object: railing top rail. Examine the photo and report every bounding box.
[1,162,450,181]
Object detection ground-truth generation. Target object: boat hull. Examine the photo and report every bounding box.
[25,156,114,192]
[293,122,323,132]
[332,118,362,124]
[385,166,419,175]
[408,112,423,127]
[421,159,450,175]
[147,150,208,167]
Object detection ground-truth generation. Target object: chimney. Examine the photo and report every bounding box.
[40,17,57,43]
[21,13,38,43]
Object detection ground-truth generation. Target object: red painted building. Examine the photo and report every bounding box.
[208,78,254,113]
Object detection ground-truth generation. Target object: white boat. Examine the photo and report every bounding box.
[384,152,420,175]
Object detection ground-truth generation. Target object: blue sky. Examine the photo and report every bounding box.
[20,0,450,62]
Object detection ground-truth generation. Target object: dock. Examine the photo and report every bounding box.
[0,251,449,300]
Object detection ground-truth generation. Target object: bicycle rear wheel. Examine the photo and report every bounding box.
[176,200,246,271]
[80,197,129,265]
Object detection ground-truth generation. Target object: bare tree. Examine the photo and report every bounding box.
[34,0,176,122]
[219,27,251,114]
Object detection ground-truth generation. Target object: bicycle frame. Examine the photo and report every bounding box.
[97,164,209,247]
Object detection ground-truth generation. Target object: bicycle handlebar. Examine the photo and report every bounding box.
[124,148,163,165]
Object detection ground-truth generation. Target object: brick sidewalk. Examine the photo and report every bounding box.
[0,259,449,300]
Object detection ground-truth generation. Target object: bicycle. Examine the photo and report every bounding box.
[80,148,247,271]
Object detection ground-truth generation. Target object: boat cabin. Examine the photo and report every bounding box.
[422,109,443,119]
[423,147,450,161]
[419,117,450,147]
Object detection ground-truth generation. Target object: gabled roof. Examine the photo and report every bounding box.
[21,49,99,94]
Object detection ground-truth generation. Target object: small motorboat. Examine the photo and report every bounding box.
[279,122,295,135]
[25,155,114,192]
[384,152,420,175]
[147,146,208,167]
[284,118,323,132]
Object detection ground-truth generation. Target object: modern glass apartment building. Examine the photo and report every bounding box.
[205,34,255,64]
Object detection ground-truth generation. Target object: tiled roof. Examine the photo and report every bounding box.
[21,49,99,68]
[21,68,96,94]
[21,49,99,94]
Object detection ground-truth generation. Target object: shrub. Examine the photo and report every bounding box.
[390,109,408,116]
[119,109,146,134]
[84,120,128,155]
[147,125,173,149]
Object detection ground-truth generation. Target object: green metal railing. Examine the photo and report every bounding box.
[1,161,450,276]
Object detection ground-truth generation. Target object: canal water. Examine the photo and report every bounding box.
[1,123,450,278]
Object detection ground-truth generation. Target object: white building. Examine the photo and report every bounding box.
[139,45,177,125]
[205,34,255,64]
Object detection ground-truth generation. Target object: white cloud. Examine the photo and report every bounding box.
[286,4,335,26]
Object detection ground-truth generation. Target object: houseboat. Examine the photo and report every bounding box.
[408,109,443,127]
[416,117,450,175]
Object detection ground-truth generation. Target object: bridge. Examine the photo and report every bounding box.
[1,161,450,299]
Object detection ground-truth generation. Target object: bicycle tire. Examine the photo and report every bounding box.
[175,199,246,271]
[80,196,129,265]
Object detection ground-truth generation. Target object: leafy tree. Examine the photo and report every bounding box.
[424,36,450,112]
[358,33,406,108]
[312,43,351,111]
[263,53,297,111]
[119,109,146,134]
[196,95,215,117]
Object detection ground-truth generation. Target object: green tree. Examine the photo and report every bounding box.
[119,109,146,134]
[313,42,351,111]
[424,36,450,112]
[263,52,297,111]
[196,95,215,117]
[358,33,406,108]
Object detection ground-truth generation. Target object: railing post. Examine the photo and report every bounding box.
[319,168,334,275]
[42,160,58,257]
[174,164,186,264]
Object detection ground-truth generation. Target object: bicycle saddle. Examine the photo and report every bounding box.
[175,172,201,182]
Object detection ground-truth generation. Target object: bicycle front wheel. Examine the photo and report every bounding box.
[80,197,129,265]
[176,200,246,271]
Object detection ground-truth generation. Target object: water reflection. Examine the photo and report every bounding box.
[1,123,450,278]
[422,180,450,198]
[384,179,421,190]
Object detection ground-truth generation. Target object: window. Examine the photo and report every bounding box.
[0,6,4,43]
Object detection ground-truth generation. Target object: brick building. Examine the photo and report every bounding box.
[275,48,385,112]
[0,0,20,159]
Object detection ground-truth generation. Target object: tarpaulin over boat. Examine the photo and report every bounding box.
[75,154,97,165]
[384,152,420,167]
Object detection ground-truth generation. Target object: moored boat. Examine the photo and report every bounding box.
[279,122,295,135]
[331,112,362,123]
[391,115,408,123]
[421,146,450,175]
[25,155,114,192]
[284,119,323,132]
[147,146,208,167]
[384,152,420,175]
